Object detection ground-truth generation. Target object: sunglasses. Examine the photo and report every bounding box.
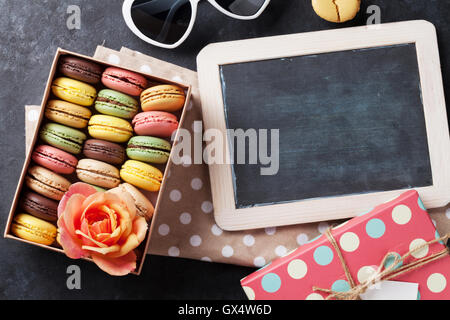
[122,0,271,49]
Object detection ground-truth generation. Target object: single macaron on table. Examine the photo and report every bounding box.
[5,49,192,276]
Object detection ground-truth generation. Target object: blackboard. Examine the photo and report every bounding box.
[220,44,433,209]
[198,21,450,230]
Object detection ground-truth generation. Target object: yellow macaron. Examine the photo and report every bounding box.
[141,85,186,112]
[52,77,97,106]
[12,213,57,246]
[312,0,361,23]
[120,160,163,192]
[45,100,92,129]
[88,115,133,143]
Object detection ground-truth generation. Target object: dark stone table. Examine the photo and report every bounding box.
[1,0,449,299]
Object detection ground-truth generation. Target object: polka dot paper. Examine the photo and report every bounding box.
[241,191,450,300]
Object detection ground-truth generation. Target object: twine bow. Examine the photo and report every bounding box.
[313,228,450,300]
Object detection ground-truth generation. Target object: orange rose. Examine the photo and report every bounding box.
[57,183,148,276]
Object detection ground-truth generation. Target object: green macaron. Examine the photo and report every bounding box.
[40,123,87,155]
[95,89,139,119]
[126,136,172,164]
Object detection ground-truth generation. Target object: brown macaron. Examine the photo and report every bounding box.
[25,166,71,201]
[59,56,103,84]
[83,139,126,165]
[21,191,59,222]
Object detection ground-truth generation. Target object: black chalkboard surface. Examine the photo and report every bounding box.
[220,44,433,209]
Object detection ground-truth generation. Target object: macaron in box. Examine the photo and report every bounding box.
[95,89,139,120]
[127,136,172,165]
[5,49,192,276]
[133,111,179,138]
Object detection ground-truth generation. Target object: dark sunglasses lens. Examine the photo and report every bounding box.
[215,0,266,16]
[130,0,192,45]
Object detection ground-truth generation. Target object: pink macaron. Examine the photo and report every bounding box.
[132,111,179,138]
[32,145,78,175]
[102,67,148,97]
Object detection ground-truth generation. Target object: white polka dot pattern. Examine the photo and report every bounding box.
[107,54,120,64]
[211,224,223,236]
[275,246,287,257]
[318,222,330,234]
[306,293,324,300]
[243,235,255,247]
[168,247,180,257]
[287,260,308,279]
[297,234,309,245]
[339,232,360,252]
[392,205,412,225]
[140,65,152,73]
[427,273,446,293]
[222,246,234,258]
[191,178,203,190]
[170,190,182,202]
[409,239,429,259]
[158,224,170,236]
[254,257,266,268]
[179,212,192,225]
[357,266,376,284]
[201,201,213,214]
[242,286,256,300]
[265,227,276,236]
[190,235,202,247]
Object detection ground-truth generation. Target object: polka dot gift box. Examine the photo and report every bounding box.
[241,190,450,300]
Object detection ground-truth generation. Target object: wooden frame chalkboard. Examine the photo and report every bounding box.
[197,20,450,231]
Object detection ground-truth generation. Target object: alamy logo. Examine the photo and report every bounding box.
[66,265,81,290]
[67,5,81,30]
[172,121,280,176]
[366,5,381,27]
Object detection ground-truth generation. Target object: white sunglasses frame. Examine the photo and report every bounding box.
[122,0,271,49]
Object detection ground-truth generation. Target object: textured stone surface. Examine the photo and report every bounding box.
[0,0,449,299]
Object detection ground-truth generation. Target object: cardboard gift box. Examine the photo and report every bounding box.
[241,190,450,300]
[4,48,192,275]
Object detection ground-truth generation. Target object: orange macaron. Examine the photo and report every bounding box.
[140,85,186,112]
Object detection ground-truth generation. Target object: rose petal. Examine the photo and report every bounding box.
[91,251,137,276]
[122,192,137,220]
[108,234,139,259]
[80,219,93,246]
[99,205,116,232]
[96,233,112,243]
[82,244,120,255]
[107,189,137,220]
[58,183,98,218]
[107,217,148,259]
[58,220,86,259]
[100,227,122,246]
[110,203,132,241]
[63,194,86,237]
[133,216,148,243]
[81,193,121,222]
[81,193,107,220]
[76,230,108,248]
